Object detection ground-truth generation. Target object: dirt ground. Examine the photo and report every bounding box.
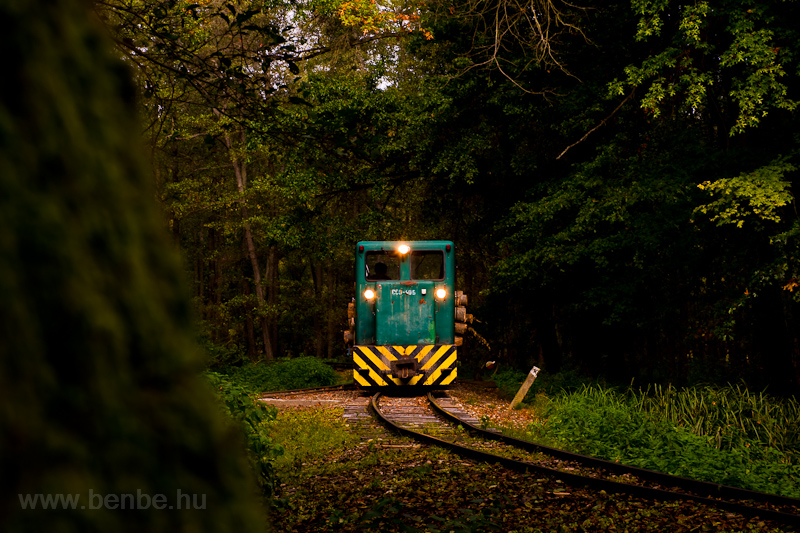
[260,379,542,432]
[447,380,541,431]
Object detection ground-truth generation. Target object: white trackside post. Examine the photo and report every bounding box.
[509,366,540,410]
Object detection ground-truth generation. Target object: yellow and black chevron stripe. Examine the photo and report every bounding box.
[353,345,457,388]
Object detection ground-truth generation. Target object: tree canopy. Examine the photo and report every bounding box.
[98,0,800,393]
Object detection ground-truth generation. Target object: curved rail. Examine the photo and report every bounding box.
[369,392,800,528]
[428,392,800,509]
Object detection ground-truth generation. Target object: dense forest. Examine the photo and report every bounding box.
[96,0,800,395]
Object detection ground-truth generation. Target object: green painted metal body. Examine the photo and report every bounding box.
[354,241,455,346]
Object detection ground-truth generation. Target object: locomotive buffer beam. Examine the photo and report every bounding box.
[353,344,457,388]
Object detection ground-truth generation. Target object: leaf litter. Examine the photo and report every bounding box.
[266,383,791,532]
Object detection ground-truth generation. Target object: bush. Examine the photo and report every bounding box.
[206,372,284,497]
[491,368,527,398]
[230,357,338,392]
[532,368,592,394]
[493,367,593,401]
[199,337,249,370]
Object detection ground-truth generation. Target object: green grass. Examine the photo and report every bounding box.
[635,383,800,453]
[265,408,360,475]
[512,383,800,498]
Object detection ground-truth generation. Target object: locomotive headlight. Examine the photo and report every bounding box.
[397,244,410,254]
[364,289,376,301]
[435,288,447,300]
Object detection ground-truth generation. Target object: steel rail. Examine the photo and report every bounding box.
[428,392,800,509]
[258,383,357,397]
[369,392,800,528]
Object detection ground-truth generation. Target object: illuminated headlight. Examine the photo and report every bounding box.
[364,289,376,300]
[435,288,446,299]
[398,244,410,254]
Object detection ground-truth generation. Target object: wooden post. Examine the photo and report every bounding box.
[509,366,540,410]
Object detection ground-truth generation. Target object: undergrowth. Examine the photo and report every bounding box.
[265,408,359,475]
[267,404,787,532]
[205,371,284,497]
[221,357,338,392]
[492,367,591,400]
[519,384,800,498]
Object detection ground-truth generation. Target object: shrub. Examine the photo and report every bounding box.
[634,383,800,456]
[199,337,249,370]
[492,368,527,398]
[206,372,284,497]
[230,357,338,392]
[493,367,593,402]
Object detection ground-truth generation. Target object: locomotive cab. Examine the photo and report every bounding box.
[346,241,465,389]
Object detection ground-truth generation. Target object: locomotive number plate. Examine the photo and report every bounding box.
[391,288,417,296]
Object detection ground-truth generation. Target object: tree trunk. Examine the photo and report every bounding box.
[265,245,279,358]
[219,125,274,360]
[209,226,222,344]
[242,274,258,362]
[327,262,336,359]
[313,262,324,358]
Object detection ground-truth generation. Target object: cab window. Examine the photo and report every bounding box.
[365,251,401,281]
[411,250,444,280]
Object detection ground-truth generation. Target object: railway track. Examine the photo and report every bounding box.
[371,391,800,529]
[258,383,362,412]
[259,383,357,396]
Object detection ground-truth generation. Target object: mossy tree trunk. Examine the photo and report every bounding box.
[0,0,266,531]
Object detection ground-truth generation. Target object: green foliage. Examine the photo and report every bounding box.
[494,127,706,327]
[200,337,250,369]
[492,0,800,384]
[100,0,800,396]
[264,408,358,474]
[528,385,800,497]
[206,372,284,497]
[695,158,796,228]
[227,357,338,392]
[634,383,800,454]
[491,369,527,398]
[611,0,799,135]
[535,386,661,460]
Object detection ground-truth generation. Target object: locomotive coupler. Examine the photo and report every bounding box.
[391,358,419,380]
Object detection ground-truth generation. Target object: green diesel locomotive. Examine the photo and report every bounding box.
[344,241,468,388]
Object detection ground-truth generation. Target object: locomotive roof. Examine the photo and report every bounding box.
[356,240,453,250]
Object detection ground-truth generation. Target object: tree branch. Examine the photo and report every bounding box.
[556,88,635,160]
